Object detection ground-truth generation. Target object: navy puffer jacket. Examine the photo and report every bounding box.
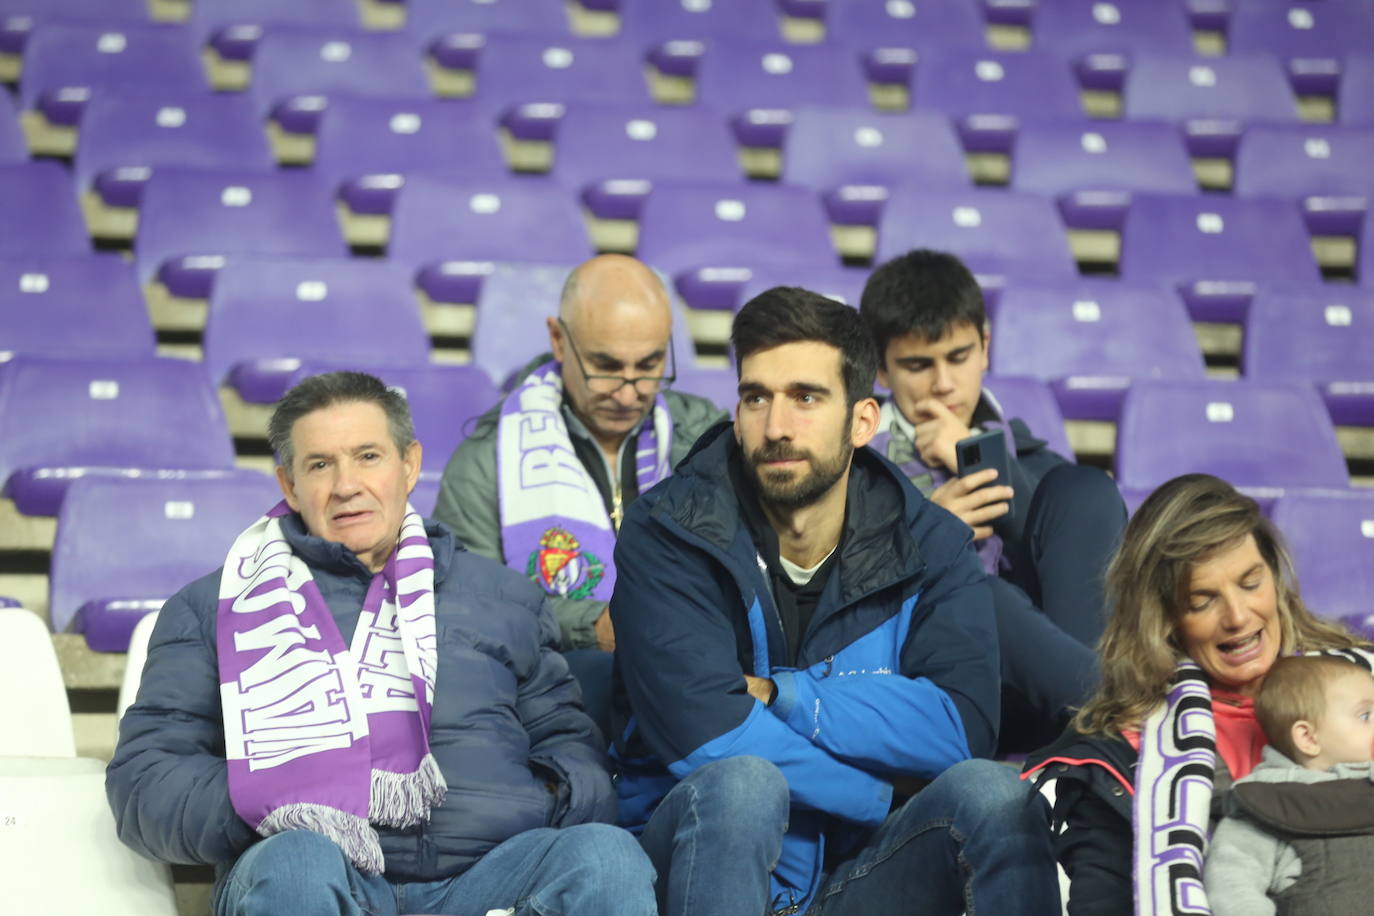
[106,514,615,882]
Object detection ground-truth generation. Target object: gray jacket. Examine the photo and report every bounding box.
[1204,746,1374,916]
[433,354,726,650]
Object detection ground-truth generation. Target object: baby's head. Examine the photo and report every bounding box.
[1257,656,1374,771]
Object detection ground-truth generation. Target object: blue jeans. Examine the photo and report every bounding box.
[810,759,1060,915]
[638,756,790,916]
[215,824,657,916]
[639,756,1059,916]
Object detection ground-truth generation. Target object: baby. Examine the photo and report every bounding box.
[1204,655,1374,915]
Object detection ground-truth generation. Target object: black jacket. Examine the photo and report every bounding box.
[1024,730,1137,916]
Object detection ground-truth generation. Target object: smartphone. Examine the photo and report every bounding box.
[955,427,1010,489]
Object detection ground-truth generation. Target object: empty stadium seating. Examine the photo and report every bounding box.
[1272,488,1374,632]
[50,471,281,645]
[202,257,432,403]
[0,355,237,516]
[1115,379,1350,498]
[0,255,155,360]
[991,281,1205,421]
[1242,285,1374,427]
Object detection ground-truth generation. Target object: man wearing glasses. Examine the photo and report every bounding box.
[434,255,724,667]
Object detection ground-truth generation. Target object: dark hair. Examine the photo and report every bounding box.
[732,286,877,406]
[859,249,986,358]
[267,371,416,475]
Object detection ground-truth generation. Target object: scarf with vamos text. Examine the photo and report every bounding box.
[1133,650,1374,915]
[216,501,444,875]
[496,361,672,602]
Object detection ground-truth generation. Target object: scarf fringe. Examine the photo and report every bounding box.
[369,753,448,827]
[258,804,384,876]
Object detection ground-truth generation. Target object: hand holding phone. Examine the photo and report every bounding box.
[925,428,1014,540]
[955,428,1010,486]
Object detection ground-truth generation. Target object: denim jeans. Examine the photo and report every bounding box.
[215,823,657,916]
[638,756,790,916]
[809,759,1061,916]
[639,756,1059,916]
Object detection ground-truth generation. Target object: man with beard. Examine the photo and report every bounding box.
[608,288,1062,916]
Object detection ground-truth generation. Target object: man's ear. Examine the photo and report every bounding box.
[850,396,882,449]
[402,440,422,494]
[1291,719,1322,760]
[546,316,564,361]
[275,464,299,511]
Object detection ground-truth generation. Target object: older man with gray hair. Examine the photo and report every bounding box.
[107,371,656,916]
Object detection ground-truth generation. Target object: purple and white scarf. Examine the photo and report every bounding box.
[217,501,444,875]
[1133,649,1374,914]
[496,361,672,602]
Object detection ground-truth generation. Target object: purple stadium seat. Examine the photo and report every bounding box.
[282,362,501,475]
[1117,193,1321,324]
[249,27,431,137]
[874,187,1079,308]
[1122,55,1300,158]
[826,0,985,86]
[0,161,89,256]
[73,93,275,210]
[674,366,738,414]
[1228,0,1374,96]
[407,0,569,62]
[635,180,838,311]
[49,471,281,647]
[551,103,742,222]
[1115,379,1350,497]
[1010,120,1196,230]
[0,91,25,163]
[1271,488,1374,633]
[1027,0,1195,91]
[911,48,1082,153]
[0,355,237,516]
[18,22,208,127]
[737,264,870,310]
[470,34,652,142]
[202,258,431,404]
[621,0,781,72]
[0,0,148,58]
[693,39,872,148]
[1338,54,1374,127]
[312,95,507,217]
[389,175,593,304]
[1242,285,1374,427]
[780,107,970,227]
[135,168,347,299]
[468,261,578,384]
[0,255,154,360]
[1234,124,1374,236]
[990,280,1205,421]
[982,375,1075,462]
[189,0,360,62]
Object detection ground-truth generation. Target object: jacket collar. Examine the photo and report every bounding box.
[279,511,456,584]
[653,421,927,606]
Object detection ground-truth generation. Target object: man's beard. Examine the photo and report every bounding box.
[746,433,853,511]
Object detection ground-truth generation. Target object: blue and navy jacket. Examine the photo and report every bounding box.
[610,422,1000,912]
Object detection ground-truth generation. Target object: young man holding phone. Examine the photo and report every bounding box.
[860,249,1128,751]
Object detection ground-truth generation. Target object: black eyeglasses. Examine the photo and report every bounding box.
[558,318,676,396]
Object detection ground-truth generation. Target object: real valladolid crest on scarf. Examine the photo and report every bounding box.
[216,500,444,875]
[496,360,673,602]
